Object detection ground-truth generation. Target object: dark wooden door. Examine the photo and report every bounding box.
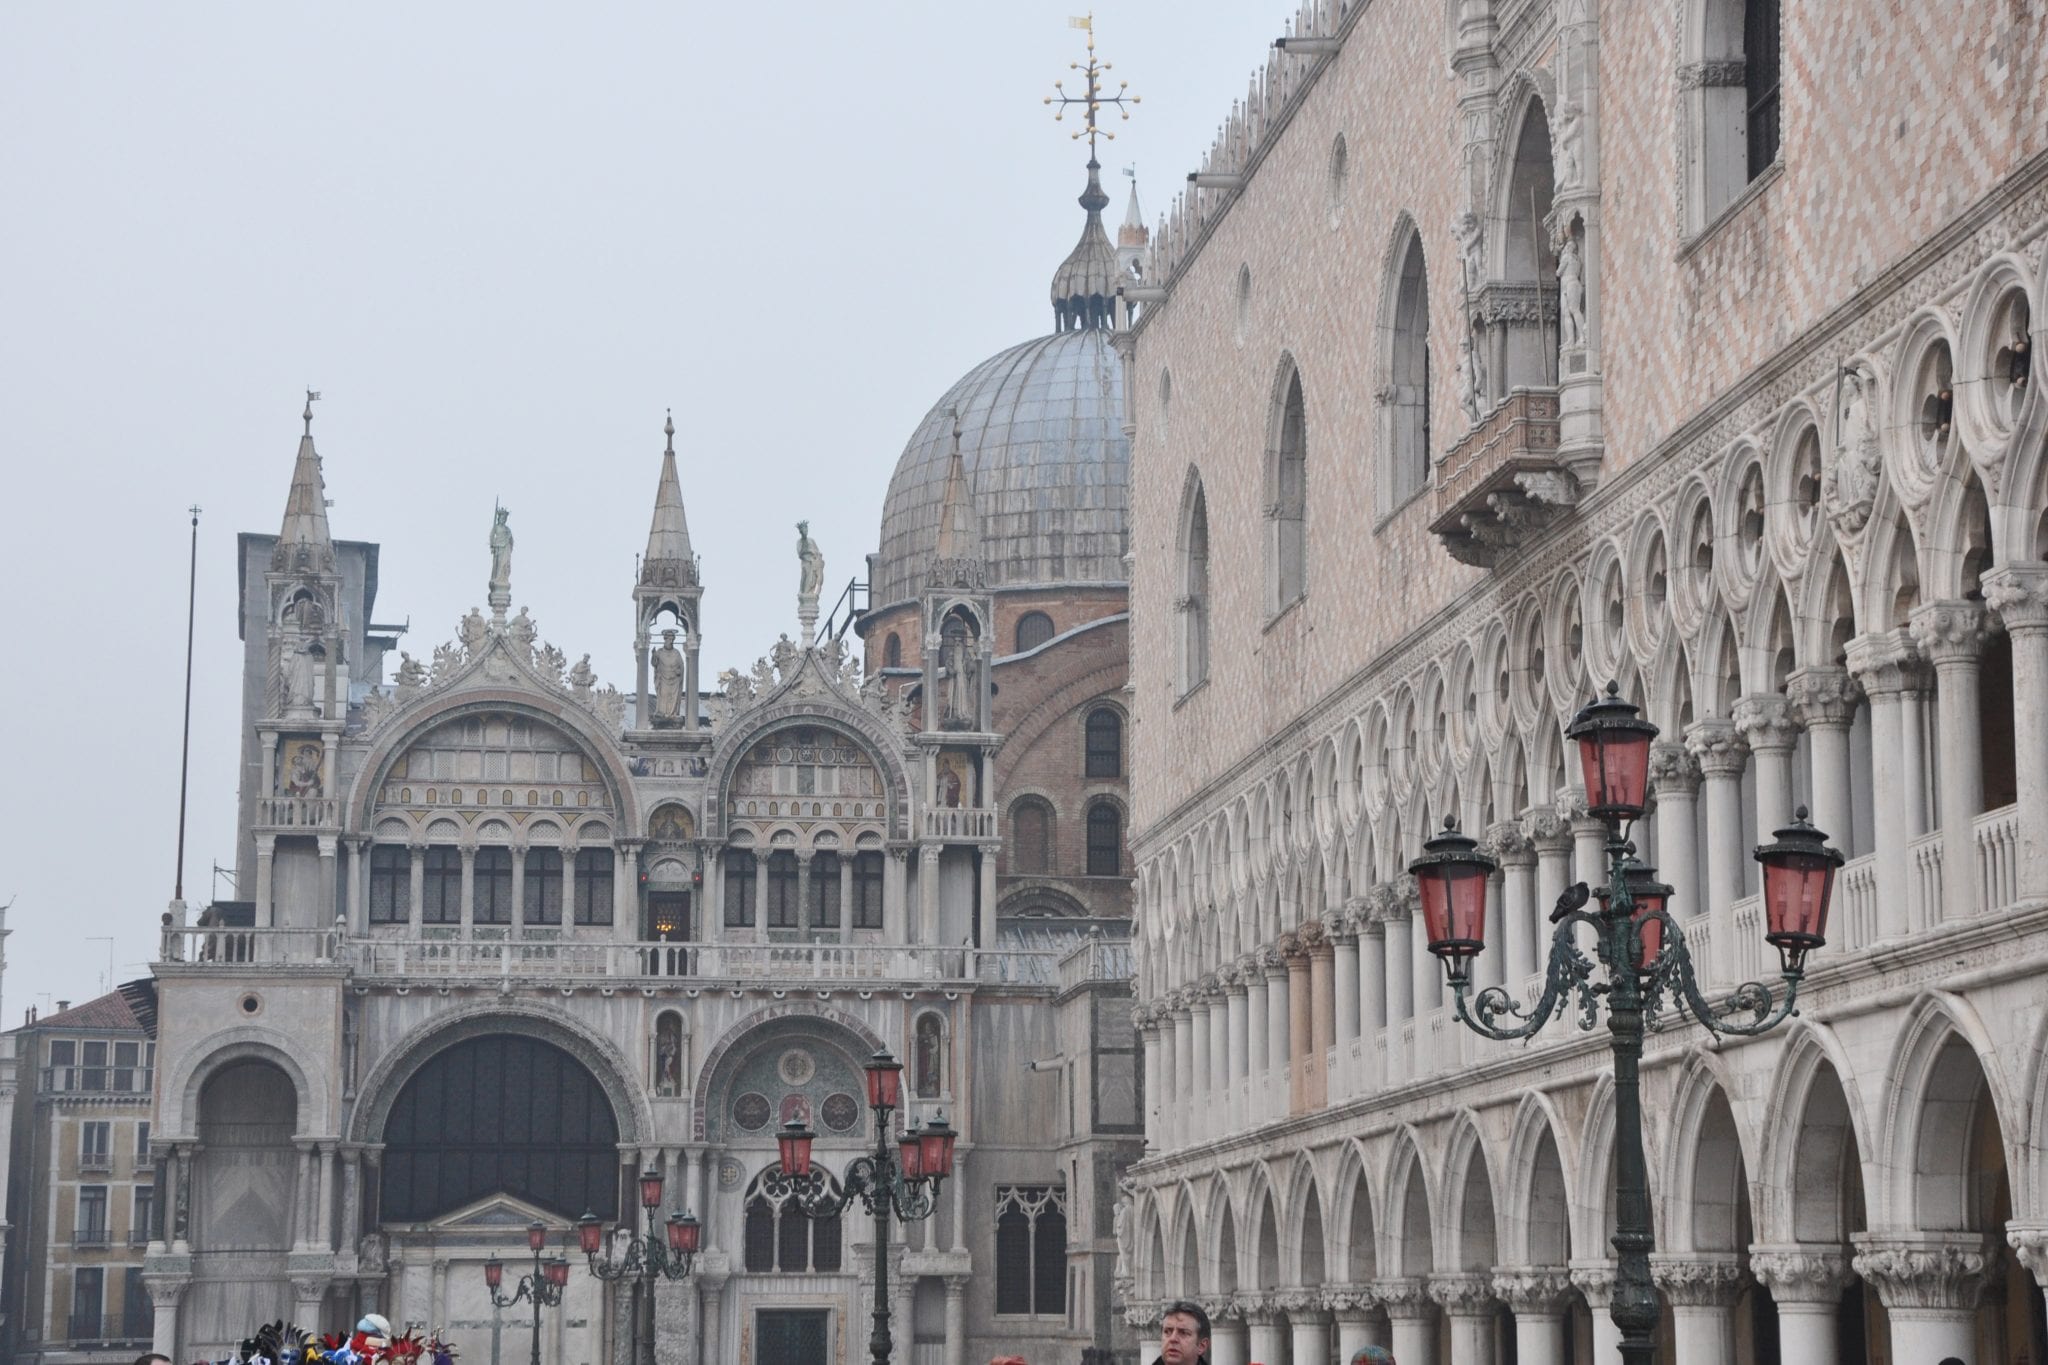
[755,1309,829,1365]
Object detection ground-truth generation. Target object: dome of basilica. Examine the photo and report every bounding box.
[870,163,1135,608]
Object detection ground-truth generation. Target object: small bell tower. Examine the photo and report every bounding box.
[634,412,703,731]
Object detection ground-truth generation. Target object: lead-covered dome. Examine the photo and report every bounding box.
[873,328,1127,606]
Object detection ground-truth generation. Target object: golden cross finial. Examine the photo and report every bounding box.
[1044,14,1138,159]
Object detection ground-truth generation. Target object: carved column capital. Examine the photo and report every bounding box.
[1567,1260,1615,1307]
[1748,1245,1853,1305]
[1909,599,1991,666]
[1683,718,1749,778]
[1648,741,1703,796]
[1272,1287,1326,1319]
[1371,1278,1432,1319]
[1484,820,1536,866]
[1844,628,1929,696]
[1785,665,1861,729]
[1649,1253,1744,1307]
[2007,1224,2048,1290]
[1520,806,1571,851]
[1492,1266,1572,1314]
[1428,1272,1496,1316]
[1852,1233,1990,1313]
[1732,693,1800,753]
[1984,564,2048,634]
[1297,918,1331,956]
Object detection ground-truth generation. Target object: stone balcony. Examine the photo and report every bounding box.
[1429,387,1576,567]
[922,805,997,841]
[255,795,342,830]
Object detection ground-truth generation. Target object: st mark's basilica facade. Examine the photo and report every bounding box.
[134,167,1149,1365]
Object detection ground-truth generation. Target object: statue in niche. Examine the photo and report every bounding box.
[1557,234,1586,351]
[1824,369,1882,535]
[796,521,825,604]
[651,630,686,722]
[654,1015,683,1098]
[488,505,515,596]
[939,616,978,729]
[1112,1176,1137,1284]
[1456,336,1485,425]
[914,1015,943,1098]
[283,740,323,797]
[459,608,488,657]
[1554,101,1584,191]
[284,639,318,715]
[1452,210,1485,297]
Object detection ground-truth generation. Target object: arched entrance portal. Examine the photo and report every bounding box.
[381,1034,621,1222]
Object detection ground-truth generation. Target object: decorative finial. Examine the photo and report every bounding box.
[1044,14,1139,167]
[950,406,963,444]
[303,389,321,435]
[664,408,675,454]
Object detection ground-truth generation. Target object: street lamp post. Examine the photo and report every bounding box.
[1409,683,1843,1365]
[765,1049,957,1365]
[483,1221,571,1365]
[575,1170,701,1365]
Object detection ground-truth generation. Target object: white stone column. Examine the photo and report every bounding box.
[1788,667,1860,854]
[317,834,339,927]
[316,1141,336,1248]
[1495,1268,1569,1365]
[1685,720,1749,981]
[943,1274,967,1365]
[696,1272,727,1365]
[255,833,277,925]
[1172,1001,1195,1150]
[1333,1299,1377,1362]
[1854,1234,1988,1364]
[1848,630,1927,937]
[1333,925,1361,1048]
[918,844,940,944]
[1224,973,1249,1134]
[1244,963,1270,1111]
[1381,899,1414,1024]
[1913,600,1991,913]
[1360,917,1387,1034]
[1648,742,1703,920]
[1264,956,1291,1076]
[458,843,477,933]
[1432,1274,1496,1365]
[1565,791,1608,891]
[1207,982,1229,1113]
[1750,1246,1851,1365]
[1734,693,1801,841]
[1651,1254,1743,1365]
[408,841,426,933]
[976,843,999,949]
[1406,883,1438,1018]
[1189,989,1213,1146]
[290,1141,314,1249]
[347,837,369,933]
[1140,1012,1164,1149]
[1569,1262,1622,1364]
[1526,808,1573,944]
[144,1276,186,1360]
[1987,565,2048,897]
[1244,1304,1286,1364]
[1285,1301,1332,1362]
[1491,824,1537,982]
[1379,1280,1437,1365]
[1207,1311,1250,1365]
[617,843,640,937]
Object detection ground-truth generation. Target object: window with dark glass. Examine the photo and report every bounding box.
[369,845,411,924]
[1086,803,1122,876]
[1012,799,1052,875]
[112,1043,138,1092]
[1084,709,1122,778]
[135,1120,151,1158]
[70,1266,103,1339]
[724,850,757,927]
[574,848,614,925]
[993,1185,1067,1315]
[49,1039,75,1090]
[473,847,513,925]
[524,848,563,925]
[1744,0,1781,178]
[766,851,800,929]
[81,1121,110,1168]
[852,852,885,930]
[884,634,902,669]
[1015,611,1055,653]
[121,1266,151,1337]
[743,1177,843,1274]
[422,847,462,924]
[81,1040,108,1092]
[131,1186,153,1245]
[78,1185,110,1243]
[811,852,841,928]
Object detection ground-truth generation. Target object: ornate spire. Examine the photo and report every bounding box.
[272,390,335,573]
[929,409,986,591]
[1045,17,1138,332]
[641,409,697,590]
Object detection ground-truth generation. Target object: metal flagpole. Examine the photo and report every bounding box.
[174,505,201,903]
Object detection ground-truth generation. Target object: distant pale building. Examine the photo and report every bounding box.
[3,985,159,1365]
[135,162,1146,1365]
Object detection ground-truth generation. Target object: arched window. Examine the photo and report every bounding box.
[369,845,410,924]
[852,852,886,930]
[1015,611,1055,653]
[884,633,902,669]
[723,850,757,927]
[1086,803,1122,877]
[574,848,614,926]
[523,848,563,925]
[1266,368,1309,613]
[743,1170,843,1274]
[422,847,462,925]
[1011,799,1053,876]
[766,851,800,929]
[1685,0,1782,232]
[1085,708,1122,778]
[811,852,841,928]
[1178,475,1210,693]
[914,1014,944,1099]
[994,1185,1068,1316]
[474,847,513,925]
[1500,105,1557,392]
[1384,228,1432,507]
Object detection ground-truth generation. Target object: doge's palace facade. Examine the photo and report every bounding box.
[1119,0,2048,1363]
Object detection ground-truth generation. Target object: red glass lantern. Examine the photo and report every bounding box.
[666,1211,700,1255]
[1566,682,1660,824]
[865,1050,904,1110]
[1754,806,1844,971]
[1594,860,1674,971]
[778,1119,816,1178]
[897,1122,926,1180]
[638,1169,665,1210]
[576,1212,603,1256]
[526,1220,548,1253]
[544,1256,570,1289]
[483,1256,504,1290]
[918,1113,957,1179]
[1407,818,1498,966]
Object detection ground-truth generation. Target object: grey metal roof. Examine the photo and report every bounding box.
[873,328,1128,606]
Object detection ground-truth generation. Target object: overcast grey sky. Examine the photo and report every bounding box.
[0,3,1290,1018]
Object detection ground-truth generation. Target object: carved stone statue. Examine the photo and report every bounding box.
[506,606,536,654]
[939,617,978,729]
[1112,1176,1137,1283]
[797,520,825,601]
[1457,336,1485,425]
[568,653,595,694]
[772,633,799,681]
[1823,368,1882,536]
[651,630,685,722]
[459,608,488,657]
[284,639,317,715]
[1557,235,1586,351]
[395,652,427,692]
[1554,100,1584,191]
[488,506,514,596]
[1452,209,1485,296]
